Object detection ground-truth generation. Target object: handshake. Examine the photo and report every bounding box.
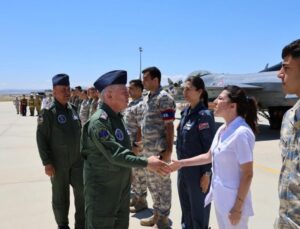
[146,156,182,176]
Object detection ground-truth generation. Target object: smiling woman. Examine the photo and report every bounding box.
[176,75,215,228]
[170,85,258,229]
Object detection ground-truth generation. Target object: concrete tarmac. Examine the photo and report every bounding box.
[0,101,281,228]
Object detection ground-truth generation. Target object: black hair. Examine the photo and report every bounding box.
[82,89,88,95]
[185,75,208,108]
[75,86,82,91]
[282,39,300,59]
[129,79,144,91]
[224,85,258,134]
[142,66,161,84]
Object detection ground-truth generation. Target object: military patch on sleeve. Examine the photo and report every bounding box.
[99,110,108,120]
[37,115,44,125]
[98,129,109,140]
[160,109,175,121]
[198,122,209,130]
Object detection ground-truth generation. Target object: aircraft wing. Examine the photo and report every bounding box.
[208,83,263,90]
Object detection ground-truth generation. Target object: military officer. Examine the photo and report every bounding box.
[81,70,170,229]
[28,94,35,116]
[276,39,300,228]
[20,94,28,116]
[176,76,215,229]
[35,94,42,115]
[123,79,148,213]
[13,96,20,114]
[36,74,85,229]
[139,66,176,228]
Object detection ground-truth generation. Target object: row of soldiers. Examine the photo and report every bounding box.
[13,94,42,116]
[69,86,101,126]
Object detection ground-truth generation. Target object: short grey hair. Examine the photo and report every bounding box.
[100,85,120,101]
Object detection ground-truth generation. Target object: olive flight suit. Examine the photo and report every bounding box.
[81,102,148,229]
[36,99,85,229]
[28,97,35,116]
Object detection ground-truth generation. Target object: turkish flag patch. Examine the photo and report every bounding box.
[198,122,209,130]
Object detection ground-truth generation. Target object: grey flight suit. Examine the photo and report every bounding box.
[81,102,148,229]
[36,99,85,229]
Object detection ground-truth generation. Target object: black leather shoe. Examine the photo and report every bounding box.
[58,226,70,229]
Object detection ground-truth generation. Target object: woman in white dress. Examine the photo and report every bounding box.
[170,85,258,229]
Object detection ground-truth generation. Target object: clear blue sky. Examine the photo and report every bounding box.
[1,0,299,90]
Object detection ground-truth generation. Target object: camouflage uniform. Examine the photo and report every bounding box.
[79,98,90,126]
[140,87,176,217]
[276,100,300,229]
[124,97,147,201]
[89,98,99,118]
[35,96,42,115]
[28,97,35,116]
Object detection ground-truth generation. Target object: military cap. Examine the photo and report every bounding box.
[52,73,70,86]
[94,70,127,92]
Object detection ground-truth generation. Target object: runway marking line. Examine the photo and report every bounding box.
[254,163,280,175]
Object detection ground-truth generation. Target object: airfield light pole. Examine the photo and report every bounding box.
[139,47,143,80]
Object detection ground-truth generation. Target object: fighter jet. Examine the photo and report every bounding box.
[164,78,184,100]
[187,63,298,129]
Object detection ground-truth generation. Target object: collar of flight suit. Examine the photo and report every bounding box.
[54,99,72,111]
[183,101,206,117]
[99,102,123,119]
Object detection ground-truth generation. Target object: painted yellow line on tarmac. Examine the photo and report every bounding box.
[254,163,280,175]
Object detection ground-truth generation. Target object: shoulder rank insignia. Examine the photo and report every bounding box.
[99,111,108,120]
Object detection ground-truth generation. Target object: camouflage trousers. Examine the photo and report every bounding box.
[274,215,300,229]
[143,149,172,217]
[131,158,147,199]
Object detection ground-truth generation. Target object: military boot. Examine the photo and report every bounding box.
[152,216,169,229]
[130,198,148,213]
[140,213,159,226]
[58,226,70,229]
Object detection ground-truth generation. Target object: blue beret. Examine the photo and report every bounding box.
[94,70,127,92]
[52,73,70,86]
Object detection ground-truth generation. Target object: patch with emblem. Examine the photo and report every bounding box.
[198,122,209,130]
[115,128,124,141]
[37,115,44,125]
[100,111,108,120]
[72,114,79,120]
[98,129,109,140]
[57,114,67,124]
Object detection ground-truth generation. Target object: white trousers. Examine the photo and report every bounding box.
[215,208,249,229]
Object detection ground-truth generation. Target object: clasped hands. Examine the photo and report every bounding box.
[147,157,182,176]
